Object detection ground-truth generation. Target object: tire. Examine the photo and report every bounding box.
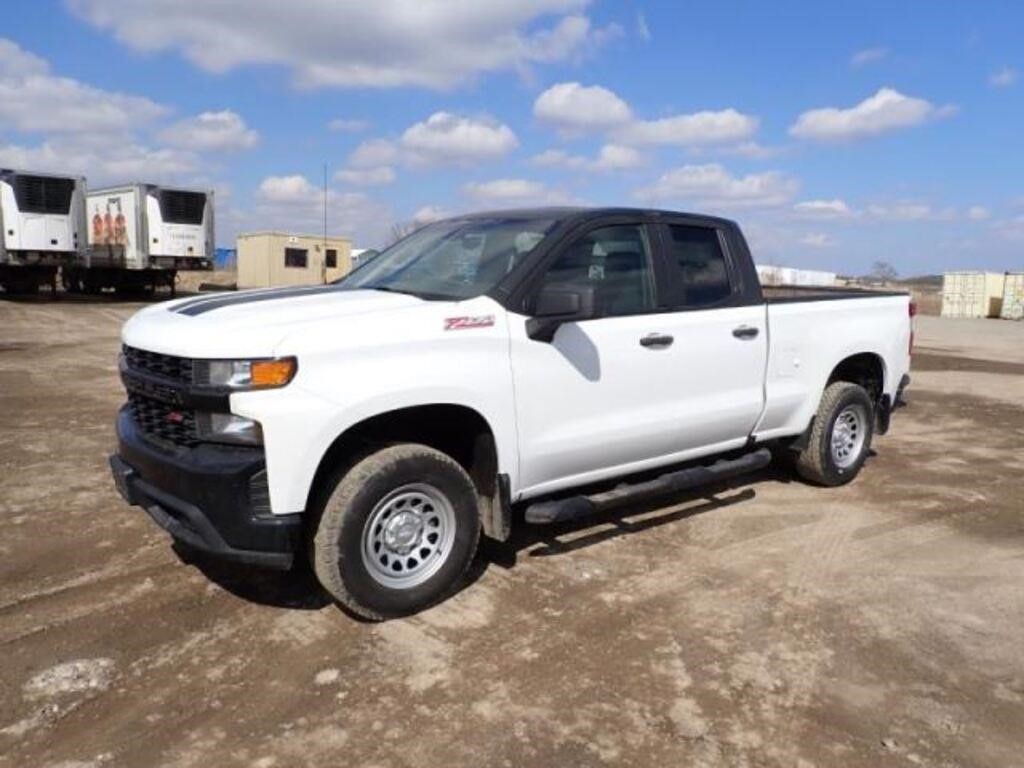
[795,381,874,487]
[312,443,481,620]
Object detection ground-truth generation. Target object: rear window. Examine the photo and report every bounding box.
[12,175,75,215]
[159,190,206,225]
[665,225,733,307]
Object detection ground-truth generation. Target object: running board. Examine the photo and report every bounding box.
[523,448,772,525]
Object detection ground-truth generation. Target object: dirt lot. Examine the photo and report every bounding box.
[1,298,1022,768]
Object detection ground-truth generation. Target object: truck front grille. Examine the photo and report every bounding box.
[122,345,194,384]
[127,392,198,448]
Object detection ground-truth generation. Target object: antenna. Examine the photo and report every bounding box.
[322,162,328,284]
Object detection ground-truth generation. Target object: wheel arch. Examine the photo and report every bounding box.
[305,403,509,540]
[826,351,886,402]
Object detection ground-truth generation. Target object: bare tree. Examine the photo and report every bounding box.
[386,220,423,247]
[869,261,899,282]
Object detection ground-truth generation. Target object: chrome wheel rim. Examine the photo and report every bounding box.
[361,483,456,589]
[831,404,867,469]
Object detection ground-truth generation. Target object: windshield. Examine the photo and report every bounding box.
[339,217,557,300]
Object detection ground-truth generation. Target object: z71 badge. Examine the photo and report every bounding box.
[443,315,495,331]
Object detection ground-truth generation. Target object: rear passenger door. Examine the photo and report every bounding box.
[651,220,768,451]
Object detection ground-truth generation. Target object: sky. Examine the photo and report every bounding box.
[1,0,1022,275]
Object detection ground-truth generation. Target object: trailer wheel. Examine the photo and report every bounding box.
[795,381,874,486]
[312,444,481,620]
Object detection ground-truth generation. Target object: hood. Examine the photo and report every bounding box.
[122,286,429,358]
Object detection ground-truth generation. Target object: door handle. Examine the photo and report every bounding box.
[640,333,674,348]
[732,325,759,340]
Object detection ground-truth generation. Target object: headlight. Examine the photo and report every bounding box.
[196,357,297,390]
[196,412,263,445]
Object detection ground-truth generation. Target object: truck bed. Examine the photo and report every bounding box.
[762,285,908,303]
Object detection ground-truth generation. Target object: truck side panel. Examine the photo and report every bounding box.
[754,295,910,441]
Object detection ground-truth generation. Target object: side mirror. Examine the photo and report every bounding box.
[526,285,595,342]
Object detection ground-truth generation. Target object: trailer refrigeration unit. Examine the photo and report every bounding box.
[66,184,214,295]
[0,169,86,295]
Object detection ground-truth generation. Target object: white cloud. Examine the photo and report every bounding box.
[789,87,953,142]
[635,164,799,208]
[724,141,782,159]
[635,12,651,42]
[254,174,392,245]
[800,232,835,248]
[334,166,396,186]
[69,0,616,90]
[989,67,1018,88]
[0,138,196,183]
[531,143,642,172]
[616,108,758,146]
[967,205,990,221]
[850,47,888,67]
[533,80,758,147]
[327,118,369,133]
[257,175,322,204]
[0,36,167,135]
[400,112,517,167]
[533,82,633,132]
[159,110,258,151]
[793,199,853,219]
[411,205,449,225]
[347,138,399,169]
[865,202,941,221]
[463,178,570,206]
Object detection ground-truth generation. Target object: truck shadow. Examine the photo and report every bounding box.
[476,464,788,574]
[176,463,791,615]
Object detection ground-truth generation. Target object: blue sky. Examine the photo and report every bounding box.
[1,1,1022,275]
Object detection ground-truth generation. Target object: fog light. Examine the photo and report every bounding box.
[196,412,262,445]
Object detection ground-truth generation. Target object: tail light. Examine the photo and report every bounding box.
[908,300,917,355]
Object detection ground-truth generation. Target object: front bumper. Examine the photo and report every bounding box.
[111,407,302,568]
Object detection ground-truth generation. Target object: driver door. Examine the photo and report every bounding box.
[509,220,688,497]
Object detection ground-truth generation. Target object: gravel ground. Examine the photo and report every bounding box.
[1,295,1022,768]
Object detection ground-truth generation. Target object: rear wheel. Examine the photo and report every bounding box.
[795,381,874,486]
[312,444,481,620]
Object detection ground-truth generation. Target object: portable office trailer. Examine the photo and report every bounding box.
[237,232,353,288]
[1000,272,1024,320]
[0,168,86,294]
[65,183,214,294]
[940,271,1005,318]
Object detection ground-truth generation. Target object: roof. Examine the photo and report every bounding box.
[448,206,738,228]
[237,231,352,241]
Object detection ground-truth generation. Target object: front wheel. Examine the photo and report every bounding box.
[795,381,874,486]
[312,444,481,620]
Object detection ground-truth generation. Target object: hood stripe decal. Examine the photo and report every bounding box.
[174,284,342,316]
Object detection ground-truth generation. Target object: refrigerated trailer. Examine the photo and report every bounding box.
[65,184,214,295]
[0,169,86,294]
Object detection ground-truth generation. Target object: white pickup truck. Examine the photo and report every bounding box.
[110,208,912,619]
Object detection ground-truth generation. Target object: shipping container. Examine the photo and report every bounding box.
[65,183,215,294]
[940,271,1005,318]
[0,168,87,294]
[755,264,836,287]
[1000,272,1024,320]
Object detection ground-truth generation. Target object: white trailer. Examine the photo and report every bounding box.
[0,168,87,294]
[66,183,214,295]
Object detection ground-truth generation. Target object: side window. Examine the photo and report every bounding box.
[665,225,733,307]
[537,224,655,317]
[284,248,308,268]
[325,248,337,269]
